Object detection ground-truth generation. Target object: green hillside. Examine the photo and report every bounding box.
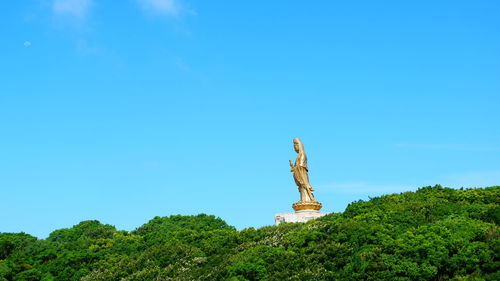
[1,185,499,281]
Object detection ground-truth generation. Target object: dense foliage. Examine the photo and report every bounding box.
[1,185,498,280]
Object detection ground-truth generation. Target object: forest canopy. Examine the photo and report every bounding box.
[1,185,499,281]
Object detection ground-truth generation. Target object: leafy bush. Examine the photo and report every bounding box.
[1,186,498,281]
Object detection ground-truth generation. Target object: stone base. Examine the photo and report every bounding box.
[275,210,329,225]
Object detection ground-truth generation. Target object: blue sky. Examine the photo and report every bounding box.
[1,0,499,238]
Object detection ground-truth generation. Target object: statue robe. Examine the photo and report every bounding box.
[292,152,316,202]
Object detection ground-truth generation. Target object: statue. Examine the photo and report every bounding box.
[289,138,322,211]
[275,138,327,225]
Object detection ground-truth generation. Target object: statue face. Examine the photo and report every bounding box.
[293,141,299,153]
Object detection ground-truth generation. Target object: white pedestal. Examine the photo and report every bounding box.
[275,210,330,225]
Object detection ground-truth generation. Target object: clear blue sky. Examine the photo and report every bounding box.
[1,0,499,238]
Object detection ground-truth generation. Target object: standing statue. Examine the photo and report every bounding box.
[289,138,317,202]
[289,138,322,211]
[275,138,325,225]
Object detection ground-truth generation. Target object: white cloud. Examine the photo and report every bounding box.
[318,181,415,195]
[75,39,99,55]
[395,142,500,152]
[175,57,190,71]
[24,41,32,47]
[441,170,500,189]
[138,0,180,15]
[318,169,500,196]
[53,0,92,18]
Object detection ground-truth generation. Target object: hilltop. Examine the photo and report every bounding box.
[1,185,499,281]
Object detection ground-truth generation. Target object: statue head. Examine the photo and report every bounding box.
[293,138,303,153]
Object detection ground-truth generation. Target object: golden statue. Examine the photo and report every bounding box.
[289,138,322,211]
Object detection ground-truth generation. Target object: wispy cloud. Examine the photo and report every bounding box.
[53,0,92,18]
[441,170,500,189]
[318,169,500,196]
[24,41,32,47]
[175,57,190,71]
[138,0,181,16]
[318,181,415,195]
[395,142,500,152]
[75,39,100,55]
